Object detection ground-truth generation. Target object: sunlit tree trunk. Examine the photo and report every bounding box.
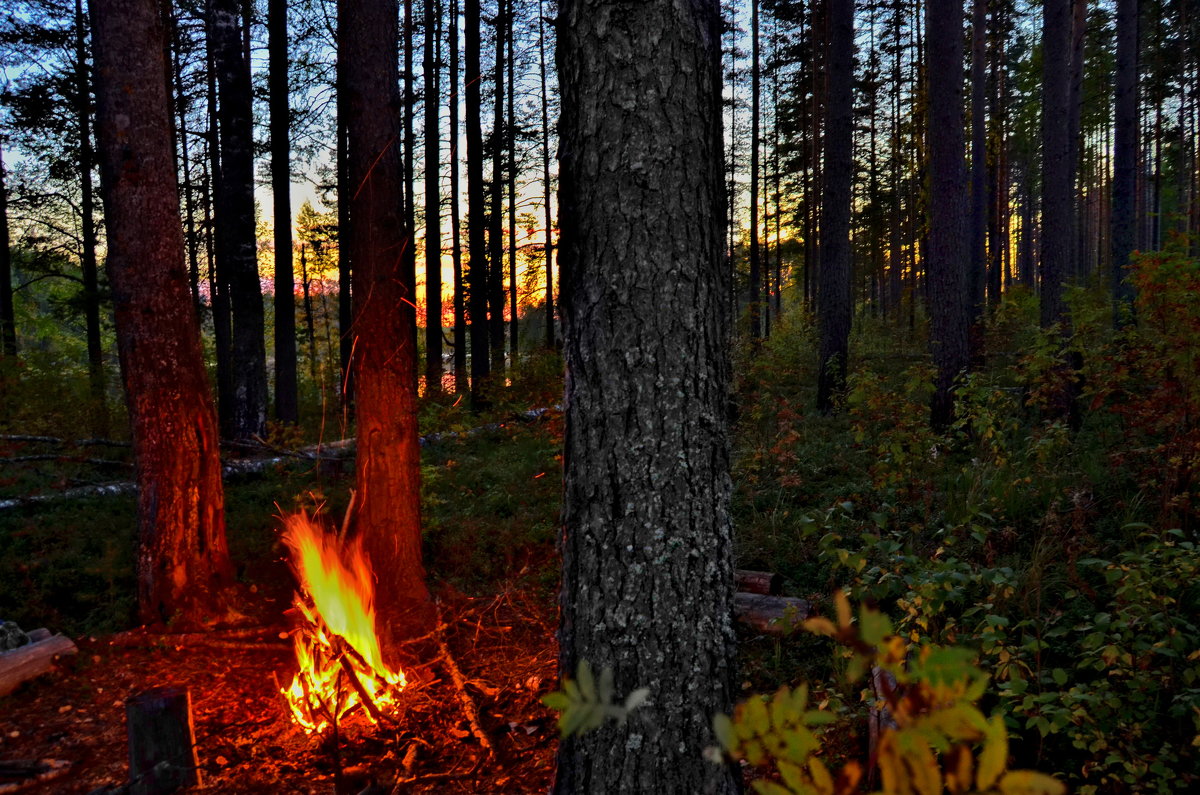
[488,0,507,374]
[816,0,854,414]
[92,0,236,628]
[555,0,737,789]
[269,0,298,424]
[507,7,517,360]
[538,0,554,349]
[341,0,429,617]
[450,0,468,392]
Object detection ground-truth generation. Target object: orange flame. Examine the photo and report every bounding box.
[280,513,406,733]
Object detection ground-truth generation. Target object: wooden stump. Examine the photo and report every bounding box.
[734,569,783,595]
[126,687,201,795]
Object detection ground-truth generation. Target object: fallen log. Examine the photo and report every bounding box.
[0,633,77,697]
[734,569,783,595]
[733,593,811,636]
[0,759,71,793]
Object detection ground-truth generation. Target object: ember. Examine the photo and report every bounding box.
[279,513,407,733]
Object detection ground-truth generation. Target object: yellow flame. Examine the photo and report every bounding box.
[280,513,406,734]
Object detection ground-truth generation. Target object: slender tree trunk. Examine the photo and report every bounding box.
[299,244,317,382]
[450,0,467,392]
[748,0,762,343]
[816,0,854,414]
[337,96,354,411]
[209,0,268,439]
[0,146,15,357]
[1041,0,1071,329]
[403,0,418,388]
[1113,0,1139,320]
[538,0,554,348]
[554,0,737,790]
[1067,0,1085,280]
[465,0,490,403]
[92,0,235,628]
[488,0,507,373]
[425,0,443,394]
[507,4,518,360]
[927,0,971,428]
[168,5,201,317]
[76,0,109,437]
[968,0,987,337]
[205,42,235,428]
[340,0,429,619]
[270,0,298,424]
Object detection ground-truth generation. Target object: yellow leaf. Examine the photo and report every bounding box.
[808,756,834,794]
[996,770,1067,795]
[835,590,852,629]
[976,715,1008,791]
[803,617,837,637]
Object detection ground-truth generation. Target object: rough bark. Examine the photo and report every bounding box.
[91,0,236,628]
[465,0,491,402]
[1113,0,1139,321]
[340,0,429,614]
[269,0,298,424]
[1041,0,1071,329]
[425,0,443,394]
[927,0,971,429]
[816,0,854,414]
[208,0,268,439]
[555,1,737,791]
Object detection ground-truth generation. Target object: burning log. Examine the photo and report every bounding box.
[734,569,783,595]
[436,622,498,762]
[0,632,77,697]
[125,687,201,795]
[733,593,811,636]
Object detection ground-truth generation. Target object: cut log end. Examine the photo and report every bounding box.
[0,633,78,698]
[126,686,201,795]
[733,593,811,636]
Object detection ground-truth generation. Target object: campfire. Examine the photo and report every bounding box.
[279,513,407,734]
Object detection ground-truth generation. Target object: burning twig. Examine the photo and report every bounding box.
[435,618,498,762]
[332,635,386,725]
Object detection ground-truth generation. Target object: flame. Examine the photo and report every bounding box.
[279,513,407,733]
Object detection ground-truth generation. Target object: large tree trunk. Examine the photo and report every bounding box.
[1112,0,1139,320]
[968,0,987,338]
[816,0,854,414]
[91,0,236,628]
[269,0,298,424]
[208,0,268,440]
[1041,0,1072,329]
[465,0,490,403]
[927,0,971,428]
[554,1,737,791]
[340,0,429,616]
[0,146,15,358]
[424,0,443,395]
[748,0,762,343]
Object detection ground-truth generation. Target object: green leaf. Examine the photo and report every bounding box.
[598,665,614,706]
[1051,668,1068,686]
[541,692,570,711]
[859,608,893,646]
[745,695,771,737]
[577,659,596,701]
[752,782,795,795]
[624,687,650,714]
[996,770,1067,795]
[977,715,1009,790]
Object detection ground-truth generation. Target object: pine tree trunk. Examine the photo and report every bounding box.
[465,0,490,403]
[337,81,354,410]
[538,0,554,349]
[1041,0,1071,329]
[1112,0,1138,320]
[488,0,507,374]
[205,47,235,429]
[968,0,987,334]
[425,0,443,395]
[506,6,517,360]
[92,0,235,628]
[748,0,762,343]
[816,0,854,414]
[340,0,429,615]
[555,1,737,789]
[269,0,298,424]
[450,0,468,392]
[927,0,971,428]
[169,7,202,318]
[208,0,268,439]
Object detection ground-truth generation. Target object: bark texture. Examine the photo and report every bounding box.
[424,0,443,393]
[555,1,737,791]
[927,0,971,428]
[340,0,428,614]
[1041,0,1071,329]
[1112,0,1139,319]
[269,0,298,424]
[816,0,854,413]
[465,0,490,401]
[91,0,235,628]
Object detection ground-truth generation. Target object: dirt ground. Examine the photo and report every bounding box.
[0,590,559,794]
